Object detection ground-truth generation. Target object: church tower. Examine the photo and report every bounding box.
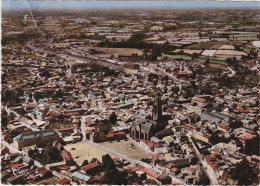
[152,92,162,121]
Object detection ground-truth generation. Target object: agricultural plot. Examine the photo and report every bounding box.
[252,41,260,48]
[214,50,247,59]
[187,41,226,50]
[161,53,192,60]
[100,140,151,160]
[65,143,106,165]
[201,50,216,57]
[229,34,258,38]
[172,49,202,55]
[92,47,143,56]
[236,37,258,41]
[218,45,235,50]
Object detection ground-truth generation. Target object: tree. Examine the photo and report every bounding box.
[225,57,233,66]
[40,70,51,78]
[102,154,127,185]
[109,112,117,124]
[198,172,210,185]
[191,53,199,60]
[82,160,89,166]
[205,59,210,66]
[46,146,61,162]
[230,158,258,185]
[1,109,9,127]
[90,158,100,163]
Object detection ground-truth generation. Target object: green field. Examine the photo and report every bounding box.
[161,53,192,60]
[101,26,121,31]
[229,34,258,38]
[162,53,226,65]
[187,41,226,50]
[209,58,226,64]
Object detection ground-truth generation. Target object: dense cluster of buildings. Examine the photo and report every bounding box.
[1,7,260,185]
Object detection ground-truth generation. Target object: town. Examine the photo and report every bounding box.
[1,3,260,186]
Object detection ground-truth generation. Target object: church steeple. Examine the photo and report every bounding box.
[152,92,162,121]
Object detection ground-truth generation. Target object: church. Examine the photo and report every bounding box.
[130,92,167,141]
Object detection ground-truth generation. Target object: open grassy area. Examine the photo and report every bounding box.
[162,53,226,65]
[209,58,227,65]
[187,41,227,50]
[229,34,258,38]
[92,47,143,56]
[161,53,192,60]
[100,140,151,160]
[100,26,121,31]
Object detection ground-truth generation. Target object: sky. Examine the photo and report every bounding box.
[2,1,260,11]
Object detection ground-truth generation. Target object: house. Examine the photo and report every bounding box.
[61,151,75,166]
[192,131,211,144]
[140,139,159,152]
[13,129,59,150]
[81,162,100,175]
[152,153,165,166]
[143,168,171,185]
[238,133,258,155]
[72,171,91,184]
[57,178,70,185]
[11,163,25,170]
[39,168,53,178]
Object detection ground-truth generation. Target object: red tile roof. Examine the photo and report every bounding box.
[236,106,249,113]
[174,71,189,75]
[86,120,93,125]
[203,133,211,139]
[141,140,158,148]
[10,153,20,156]
[238,133,256,141]
[142,168,161,179]
[26,105,32,109]
[62,151,74,161]
[205,153,219,171]
[127,165,144,173]
[44,88,54,92]
[57,178,70,185]
[49,112,61,116]
[187,166,200,172]
[128,110,136,114]
[218,124,230,131]
[64,112,79,116]
[183,124,196,131]
[82,162,99,171]
[40,169,50,175]
[10,119,19,123]
[167,108,174,113]
[171,167,179,172]
[11,163,24,168]
[48,100,60,103]
[152,153,165,161]
[113,157,121,162]
[192,97,206,103]
[58,127,74,131]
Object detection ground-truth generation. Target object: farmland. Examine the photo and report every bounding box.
[91,47,143,56]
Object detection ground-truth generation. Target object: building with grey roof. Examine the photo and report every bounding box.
[13,129,59,150]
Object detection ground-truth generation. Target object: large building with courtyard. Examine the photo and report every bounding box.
[13,129,59,150]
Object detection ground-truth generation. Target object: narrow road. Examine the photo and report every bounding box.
[80,116,87,141]
[187,134,218,185]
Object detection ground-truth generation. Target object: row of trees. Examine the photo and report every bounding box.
[99,32,176,61]
[2,33,42,45]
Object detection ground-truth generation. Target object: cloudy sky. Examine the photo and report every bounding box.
[2,1,260,11]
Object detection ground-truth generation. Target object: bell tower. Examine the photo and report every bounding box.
[152,92,162,121]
